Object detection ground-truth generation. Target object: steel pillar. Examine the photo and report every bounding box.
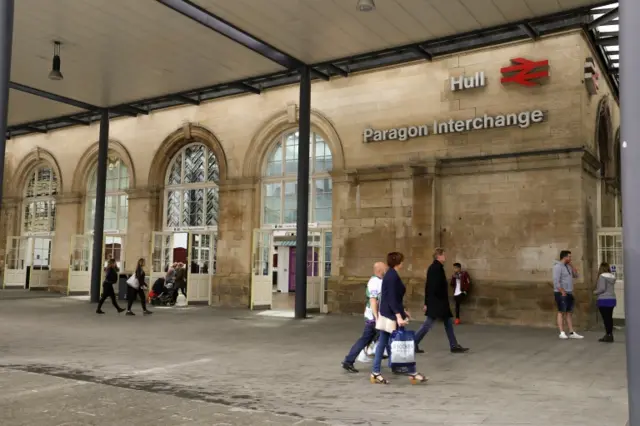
[621,0,639,424]
[294,66,311,319]
[90,110,109,303]
[0,0,14,213]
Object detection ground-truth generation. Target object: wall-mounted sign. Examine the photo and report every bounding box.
[450,72,486,92]
[363,110,545,143]
[500,58,549,87]
[584,57,599,96]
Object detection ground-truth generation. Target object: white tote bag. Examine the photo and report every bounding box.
[356,349,371,363]
[126,274,140,290]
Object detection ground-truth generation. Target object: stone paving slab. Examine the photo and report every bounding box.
[0,296,629,425]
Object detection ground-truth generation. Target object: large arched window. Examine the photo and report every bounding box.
[262,131,332,225]
[85,155,130,233]
[164,143,219,229]
[23,165,58,234]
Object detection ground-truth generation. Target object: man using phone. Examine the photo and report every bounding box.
[553,250,584,340]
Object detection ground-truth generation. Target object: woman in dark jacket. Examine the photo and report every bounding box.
[414,248,468,353]
[126,258,153,316]
[371,252,426,385]
[96,259,125,314]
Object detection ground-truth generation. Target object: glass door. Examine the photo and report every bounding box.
[3,236,27,288]
[68,235,92,294]
[186,232,216,304]
[150,232,174,286]
[29,237,52,290]
[306,231,322,311]
[250,229,272,309]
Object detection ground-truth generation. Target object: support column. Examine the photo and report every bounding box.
[621,1,639,424]
[294,66,311,319]
[90,110,109,303]
[0,0,14,213]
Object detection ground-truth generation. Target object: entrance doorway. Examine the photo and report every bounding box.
[150,231,216,304]
[3,236,53,290]
[250,228,331,313]
[67,233,126,295]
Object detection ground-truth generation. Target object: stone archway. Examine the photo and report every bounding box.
[242,108,346,179]
[71,140,137,194]
[11,147,63,198]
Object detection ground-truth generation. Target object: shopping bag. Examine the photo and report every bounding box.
[366,340,389,357]
[126,274,140,289]
[389,328,416,370]
[356,349,371,363]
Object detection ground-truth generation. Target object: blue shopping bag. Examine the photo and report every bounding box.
[388,327,416,372]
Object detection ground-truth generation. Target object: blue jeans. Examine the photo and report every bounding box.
[414,316,458,349]
[344,321,377,365]
[372,329,416,375]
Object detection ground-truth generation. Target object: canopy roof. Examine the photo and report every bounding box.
[7,0,617,138]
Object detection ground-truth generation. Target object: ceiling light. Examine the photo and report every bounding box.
[48,41,63,81]
[357,0,375,12]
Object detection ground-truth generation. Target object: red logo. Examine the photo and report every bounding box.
[500,58,549,87]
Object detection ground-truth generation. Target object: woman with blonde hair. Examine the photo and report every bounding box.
[594,262,617,342]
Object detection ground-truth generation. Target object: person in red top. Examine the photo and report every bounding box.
[450,263,471,325]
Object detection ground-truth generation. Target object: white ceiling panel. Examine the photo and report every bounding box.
[192,0,605,64]
[8,90,83,126]
[10,0,283,114]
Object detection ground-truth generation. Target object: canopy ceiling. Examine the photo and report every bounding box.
[7,0,616,137]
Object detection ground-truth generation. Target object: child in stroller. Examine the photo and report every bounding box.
[149,277,177,306]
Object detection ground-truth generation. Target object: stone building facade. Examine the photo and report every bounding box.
[0,30,620,327]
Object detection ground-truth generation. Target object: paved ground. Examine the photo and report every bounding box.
[0,295,629,426]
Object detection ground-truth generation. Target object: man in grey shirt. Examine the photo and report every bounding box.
[552,250,584,340]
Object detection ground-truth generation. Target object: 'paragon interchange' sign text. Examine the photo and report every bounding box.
[363,110,545,143]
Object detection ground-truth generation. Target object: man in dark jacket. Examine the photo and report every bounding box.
[414,248,469,354]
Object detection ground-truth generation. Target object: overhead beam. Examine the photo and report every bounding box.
[230,82,260,95]
[327,64,348,78]
[412,45,433,61]
[156,0,303,69]
[23,125,46,134]
[589,6,619,30]
[596,35,619,46]
[65,117,91,126]
[519,23,539,40]
[311,68,330,81]
[9,81,100,111]
[170,94,200,105]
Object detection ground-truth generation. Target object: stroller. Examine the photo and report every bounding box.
[149,277,176,306]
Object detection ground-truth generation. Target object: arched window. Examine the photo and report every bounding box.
[262,131,332,225]
[85,155,130,233]
[23,165,58,234]
[164,143,219,229]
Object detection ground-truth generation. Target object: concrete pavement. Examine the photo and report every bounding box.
[0,296,629,425]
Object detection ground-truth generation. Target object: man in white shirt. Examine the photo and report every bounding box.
[342,262,387,373]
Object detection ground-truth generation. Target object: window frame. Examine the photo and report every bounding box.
[85,156,130,234]
[21,164,59,236]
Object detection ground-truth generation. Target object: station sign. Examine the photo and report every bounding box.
[500,58,549,87]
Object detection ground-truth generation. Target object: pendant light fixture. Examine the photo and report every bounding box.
[48,41,63,81]
[357,0,375,12]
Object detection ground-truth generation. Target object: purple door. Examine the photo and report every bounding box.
[288,248,296,292]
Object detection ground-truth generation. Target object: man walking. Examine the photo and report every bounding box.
[415,248,469,354]
[451,262,471,325]
[553,250,584,340]
[341,262,386,373]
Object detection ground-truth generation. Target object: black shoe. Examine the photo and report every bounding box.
[342,362,358,373]
[143,310,153,315]
[116,308,125,313]
[415,347,425,354]
[126,311,135,316]
[96,309,105,314]
[451,345,469,353]
[599,334,614,343]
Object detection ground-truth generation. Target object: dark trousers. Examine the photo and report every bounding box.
[97,281,121,311]
[599,306,614,335]
[414,316,459,349]
[127,286,147,311]
[454,294,465,319]
[344,321,377,365]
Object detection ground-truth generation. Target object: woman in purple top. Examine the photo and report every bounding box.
[370,252,427,385]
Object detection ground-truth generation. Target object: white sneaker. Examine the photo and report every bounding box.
[559,332,569,340]
[569,332,584,339]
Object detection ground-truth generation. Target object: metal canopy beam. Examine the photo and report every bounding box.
[327,64,348,77]
[9,81,99,111]
[519,23,540,40]
[170,94,200,105]
[596,35,619,45]
[155,0,330,81]
[589,6,619,29]
[230,82,260,95]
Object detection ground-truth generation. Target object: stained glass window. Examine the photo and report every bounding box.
[262,132,332,225]
[23,165,58,234]
[165,143,219,229]
[86,156,130,234]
